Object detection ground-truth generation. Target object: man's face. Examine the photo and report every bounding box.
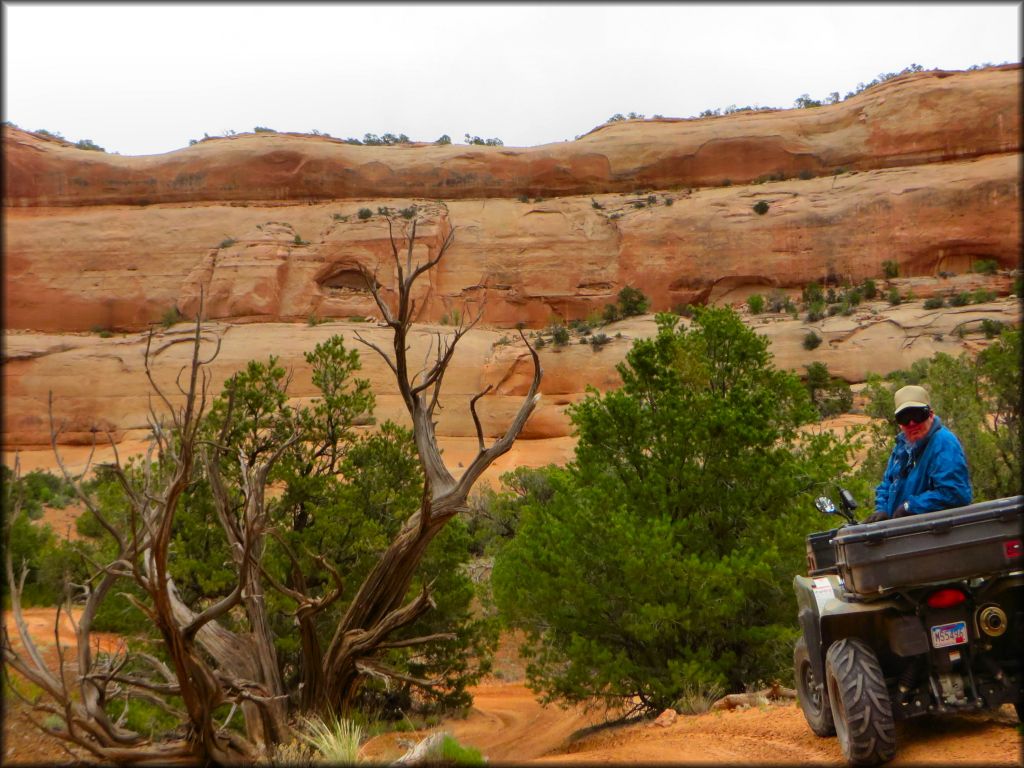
[898,409,934,442]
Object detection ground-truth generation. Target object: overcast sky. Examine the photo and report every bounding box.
[3,2,1020,157]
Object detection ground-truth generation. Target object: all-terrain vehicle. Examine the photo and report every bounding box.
[793,492,1023,766]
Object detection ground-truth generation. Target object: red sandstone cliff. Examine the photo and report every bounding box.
[2,65,1020,456]
[4,66,1019,207]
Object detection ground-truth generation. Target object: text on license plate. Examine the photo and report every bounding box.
[931,621,968,648]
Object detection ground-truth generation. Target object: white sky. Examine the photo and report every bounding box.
[3,2,1020,157]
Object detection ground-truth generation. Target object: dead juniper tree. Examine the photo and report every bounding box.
[315,214,543,711]
[2,213,542,761]
[3,317,295,763]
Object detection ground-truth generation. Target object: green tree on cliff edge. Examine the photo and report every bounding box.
[492,307,851,714]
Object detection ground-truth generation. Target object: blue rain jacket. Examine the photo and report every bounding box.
[874,415,972,517]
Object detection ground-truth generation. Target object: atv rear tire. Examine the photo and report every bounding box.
[795,637,835,736]
[825,638,896,766]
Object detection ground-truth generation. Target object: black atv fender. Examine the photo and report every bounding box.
[794,575,902,684]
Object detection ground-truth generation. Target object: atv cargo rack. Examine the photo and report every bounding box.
[832,495,1023,596]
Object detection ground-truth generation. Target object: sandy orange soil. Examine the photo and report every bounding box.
[4,609,1021,765]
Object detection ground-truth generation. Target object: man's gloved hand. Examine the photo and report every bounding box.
[864,511,888,524]
[893,501,913,518]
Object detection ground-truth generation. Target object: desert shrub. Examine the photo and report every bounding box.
[861,278,878,300]
[518,194,530,203]
[882,260,899,279]
[801,283,824,305]
[949,292,971,307]
[464,134,503,146]
[970,288,997,304]
[798,169,814,180]
[253,126,275,133]
[804,361,853,417]
[887,288,902,305]
[752,200,770,215]
[597,304,619,324]
[435,134,452,145]
[923,296,945,310]
[664,196,674,206]
[971,259,999,275]
[589,333,611,349]
[399,206,417,220]
[218,237,236,248]
[74,138,105,152]
[747,294,765,314]
[550,325,570,346]
[1013,275,1022,296]
[803,331,822,350]
[492,308,850,713]
[591,198,603,209]
[357,208,373,220]
[617,286,650,317]
[440,735,485,765]
[161,306,184,328]
[805,301,826,322]
[981,319,1005,339]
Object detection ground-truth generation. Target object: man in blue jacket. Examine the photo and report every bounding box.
[865,384,972,523]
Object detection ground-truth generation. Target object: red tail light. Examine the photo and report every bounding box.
[927,588,967,608]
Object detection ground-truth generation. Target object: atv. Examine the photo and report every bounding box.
[793,492,1023,766]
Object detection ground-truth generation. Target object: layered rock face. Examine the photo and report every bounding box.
[4,66,1019,207]
[2,65,1020,462]
[4,65,1020,333]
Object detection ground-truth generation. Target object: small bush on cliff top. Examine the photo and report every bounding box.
[357,208,373,220]
[753,200,770,215]
[74,138,105,152]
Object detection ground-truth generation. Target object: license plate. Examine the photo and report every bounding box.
[930,621,968,648]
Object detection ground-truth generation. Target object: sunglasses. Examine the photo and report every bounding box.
[895,406,931,426]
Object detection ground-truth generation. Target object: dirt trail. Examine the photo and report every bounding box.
[366,684,1019,765]
[4,609,1021,765]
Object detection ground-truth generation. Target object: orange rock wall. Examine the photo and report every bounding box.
[4,65,1019,333]
[4,67,1019,207]
[3,154,1018,332]
[2,65,1021,460]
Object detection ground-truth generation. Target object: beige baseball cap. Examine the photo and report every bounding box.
[894,385,931,414]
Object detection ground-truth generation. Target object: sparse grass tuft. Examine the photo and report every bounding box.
[298,715,363,764]
[675,682,725,715]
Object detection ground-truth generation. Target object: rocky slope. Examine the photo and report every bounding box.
[2,65,1020,458]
